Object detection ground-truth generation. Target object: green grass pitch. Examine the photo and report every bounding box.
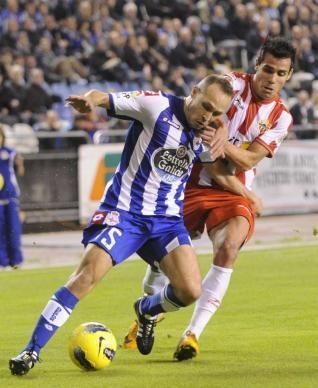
[1,244,318,388]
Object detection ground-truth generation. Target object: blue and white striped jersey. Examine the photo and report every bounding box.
[100,91,211,217]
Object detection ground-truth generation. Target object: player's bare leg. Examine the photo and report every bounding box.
[174,216,249,361]
[9,245,113,375]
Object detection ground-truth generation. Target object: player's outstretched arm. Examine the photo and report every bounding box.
[65,90,110,113]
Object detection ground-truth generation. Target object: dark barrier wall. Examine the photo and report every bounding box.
[18,152,78,223]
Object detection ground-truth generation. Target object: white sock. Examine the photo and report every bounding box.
[185,265,233,339]
[142,265,169,295]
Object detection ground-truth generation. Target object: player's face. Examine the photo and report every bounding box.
[186,84,231,130]
[253,53,293,100]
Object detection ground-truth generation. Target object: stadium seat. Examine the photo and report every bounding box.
[12,123,39,153]
[0,123,17,148]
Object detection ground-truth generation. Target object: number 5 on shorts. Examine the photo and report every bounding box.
[101,227,123,250]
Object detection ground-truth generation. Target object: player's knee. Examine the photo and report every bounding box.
[178,283,202,306]
[215,240,240,267]
[68,265,99,295]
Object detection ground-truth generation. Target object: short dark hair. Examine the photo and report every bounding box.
[198,74,233,97]
[257,37,296,70]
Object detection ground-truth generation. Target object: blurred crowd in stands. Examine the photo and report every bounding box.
[1,0,318,150]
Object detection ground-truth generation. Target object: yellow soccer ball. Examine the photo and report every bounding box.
[0,173,4,191]
[69,322,117,371]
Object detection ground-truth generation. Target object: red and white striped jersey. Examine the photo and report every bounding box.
[188,71,293,190]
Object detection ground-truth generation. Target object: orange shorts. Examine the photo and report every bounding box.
[184,187,255,241]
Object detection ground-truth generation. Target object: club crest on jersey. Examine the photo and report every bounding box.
[258,119,272,134]
[151,146,191,183]
[105,211,120,226]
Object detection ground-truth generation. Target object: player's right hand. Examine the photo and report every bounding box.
[247,191,263,216]
[65,95,92,113]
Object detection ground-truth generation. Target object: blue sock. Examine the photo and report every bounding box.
[25,287,78,355]
[140,284,185,316]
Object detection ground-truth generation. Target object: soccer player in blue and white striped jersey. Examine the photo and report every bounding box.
[9,74,233,375]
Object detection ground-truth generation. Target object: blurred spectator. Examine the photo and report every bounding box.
[21,16,41,47]
[0,0,24,29]
[34,110,70,150]
[151,75,167,92]
[230,3,253,41]
[122,34,145,73]
[167,67,190,96]
[144,18,159,47]
[171,27,199,68]
[154,31,173,62]
[261,0,281,21]
[0,47,13,78]
[163,18,182,48]
[282,5,298,35]
[268,19,283,38]
[0,69,16,124]
[246,2,261,25]
[299,6,312,28]
[209,5,233,44]
[4,64,27,122]
[186,15,206,43]
[40,14,62,46]
[97,3,114,32]
[23,68,61,118]
[122,2,142,34]
[192,63,210,84]
[88,35,127,84]
[141,0,175,19]
[311,88,318,123]
[290,89,314,125]
[298,37,318,78]
[15,31,32,56]
[311,23,318,55]
[35,37,61,83]
[0,17,20,48]
[246,17,268,62]
[76,0,94,24]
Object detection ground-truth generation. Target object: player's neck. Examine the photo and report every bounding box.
[183,96,191,126]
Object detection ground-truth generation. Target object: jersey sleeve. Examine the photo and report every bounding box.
[254,110,293,157]
[108,91,168,123]
[225,72,246,94]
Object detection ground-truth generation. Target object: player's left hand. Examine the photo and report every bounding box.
[247,190,263,217]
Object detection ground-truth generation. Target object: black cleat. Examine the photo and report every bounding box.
[9,350,39,376]
[134,298,157,355]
